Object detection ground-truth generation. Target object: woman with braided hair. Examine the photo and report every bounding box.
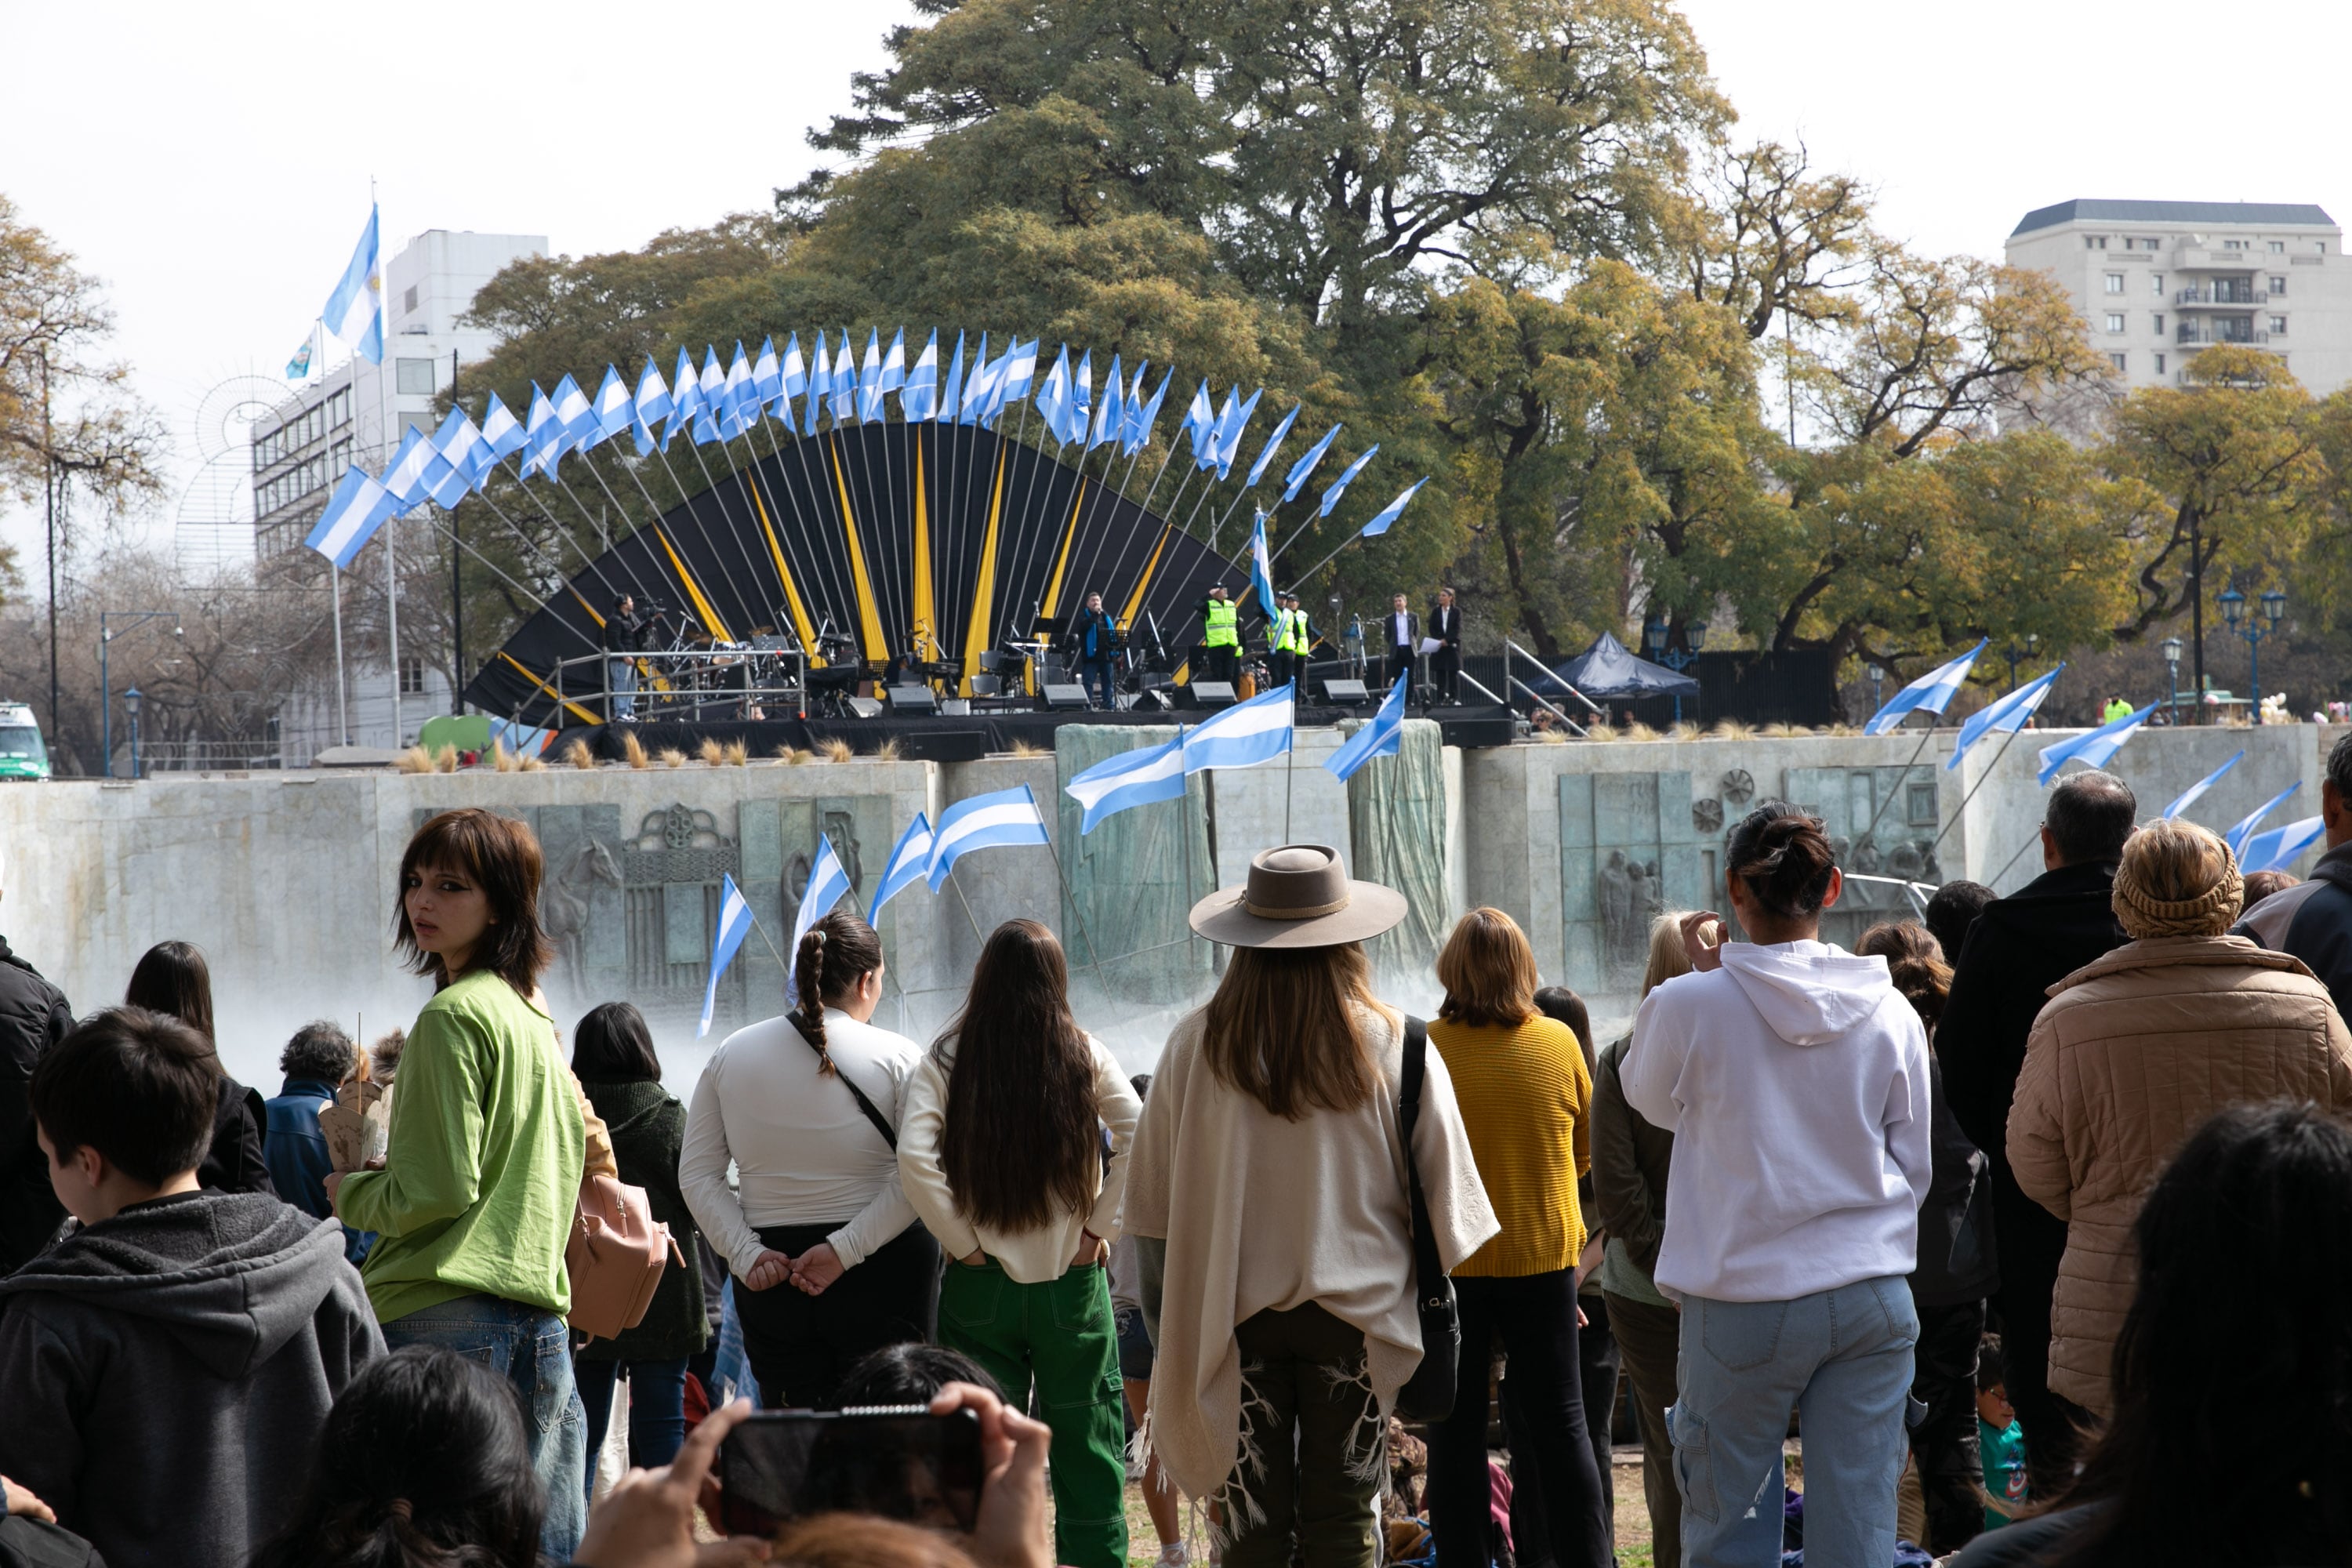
[679,908,937,1410]
[2009,815,2352,1419]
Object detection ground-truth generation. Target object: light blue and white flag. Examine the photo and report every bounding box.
[829,331,859,426]
[753,337,782,410]
[1283,423,1341,503]
[379,425,452,516]
[1036,346,1073,442]
[1214,388,1262,479]
[935,332,965,424]
[997,338,1038,410]
[783,839,853,1003]
[2161,750,2245,820]
[590,366,633,449]
[1123,365,1165,454]
[2226,782,2303,860]
[721,342,756,435]
[700,872,758,1039]
[321,205,384,365]
[1865,641,1987,735]
[1318,444,1379,518]
[927,784,1051,890]
[954,332,989,428]
[902,331,941,423]
[480,391,526,463]
[305,464,397,570]
[1946,665,2064,771]
[804,334,830,433]
[667,347,703,450]
[1061,349,1092,442]
[633,360,673,456]
[1066,734,1188,835]
[2241,815,2327,876]
[1325,672,1408,782]
[2035,701,2156,786]
[1248,512,1279,618]
[867,813,937,924]
[1181,382,1216,466]
[1182,681,1295,775]
[551,373,596,459]
[697,349,730,443]
[1090,354,1125,450]
[1201,388,1239,473]
[858,330,884,421]
[521,384,561,477]
[1245,405,1301,488]
[284,339,314,381]
[425,411,481,507]
[879,328,908,411]
[778,333,807,428]
[1359,477,1428,539]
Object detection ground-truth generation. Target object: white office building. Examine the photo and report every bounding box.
[250,228,548,558]
[2005,200,2352,395]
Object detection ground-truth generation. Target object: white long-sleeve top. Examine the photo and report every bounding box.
[896,1035,1142,1285]
[680,1008,923,1280]
[1621,938,1933,1304]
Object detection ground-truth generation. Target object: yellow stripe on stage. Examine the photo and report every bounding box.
[911,439,936,660]
[959,447,1010,695]
[827,434,891,665]
[498,652,601,727]
[746,485,822,666]
[1038,478,1087,651]
[1120,525,1174,627]
[651,524,734,644]
[569,588,608,628]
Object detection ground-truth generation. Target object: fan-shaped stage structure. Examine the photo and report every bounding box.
[466,419,1243,731]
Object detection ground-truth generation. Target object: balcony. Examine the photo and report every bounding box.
[2175,325,2272,347]
[2172,248,2264,270]
[2175,286,2269,307]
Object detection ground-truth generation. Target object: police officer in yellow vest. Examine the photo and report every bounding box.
[1268,592,1312,695]
[1200,585,1242,687]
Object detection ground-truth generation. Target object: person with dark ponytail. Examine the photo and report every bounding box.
[680,907,936,1411]
[1622,803,1933,1568]
[124,939,274,1196]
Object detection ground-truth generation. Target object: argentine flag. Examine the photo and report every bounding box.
[520,384,560,478]
[305,464,397,570]
[2161,750,2245,820]
[2035,701,2157,787]
[321,205,383,365]
[1326,672,1408,783]
[935,332,964,424]
[1249,514,1279,619]
[1183,682,1295,775]
[590,366,633,449]
[1864,641,1987,735]
[550,373,596,459]
[1945,664,2064,771]
[1180,382,1216,466]
[1214,388,1262,479]
[480,392,526,465]
[868,813,937,924]
[928,785,1051,891]
[1246,405,1301,489]
[1359,477,1428,539]
[1318,445,1379,517]
[2225,782,2302,860]
[2241,815,2325,876]
[379,426,452,517]
[424,411,481,508]
[1067,734,1188,836]
[902,331,940,422]
[1283,423,1341,503]
[699,873,757,1039]
[633,361,674,456]
[1126,367,1169,456]
[782,840,852,1006]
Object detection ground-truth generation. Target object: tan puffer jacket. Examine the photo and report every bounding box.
[2009,935,2352,1414]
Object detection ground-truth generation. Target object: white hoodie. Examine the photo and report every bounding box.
[1621,938,1933,1304]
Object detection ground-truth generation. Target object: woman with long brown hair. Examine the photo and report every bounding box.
[898,918,1142,1568]
[1126,846,1497,1568]
[328,808,597,1560]
[123,939,273,1195]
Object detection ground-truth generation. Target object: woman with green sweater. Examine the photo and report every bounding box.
[330,808,595,1561]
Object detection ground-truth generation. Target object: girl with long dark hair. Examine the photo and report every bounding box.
[1621,804,1933,1568]
[124,939,273,1195]
[898,918,1142,1568]
[681,907,937,1410]
[328,808,597,1560]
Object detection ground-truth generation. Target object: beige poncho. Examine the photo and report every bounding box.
[1123,1004,1498,1502]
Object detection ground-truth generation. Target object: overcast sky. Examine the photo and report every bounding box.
[4,0,2347,578]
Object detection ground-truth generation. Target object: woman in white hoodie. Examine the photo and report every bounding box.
[1621,802,1933,1568]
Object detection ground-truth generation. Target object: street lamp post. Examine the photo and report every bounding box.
[100,608,181,778]
[1643,615,1709,725]
[2002,633,2041,693]
[123,687,143,780]
[2161,636,2184,725]
[2219,586,2286,724]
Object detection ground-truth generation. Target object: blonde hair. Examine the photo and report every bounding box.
[2113,818,2242,938]
[1644,910,1718,996]
[1436,907,1541,1027]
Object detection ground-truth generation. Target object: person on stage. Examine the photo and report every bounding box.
[1199,585,1242,688]
[1430,586,1463,703]
[1268,592,1312,695]
[1073,593,1120,711]
[1385,592,1421,700]
[602,593,656,722]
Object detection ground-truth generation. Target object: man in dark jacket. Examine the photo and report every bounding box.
[0,920,74,1276]
[0,1008,381,1568]
[262,1021,365,1263]
[1939,768,2135,1499]
[2235,731,2352,1009]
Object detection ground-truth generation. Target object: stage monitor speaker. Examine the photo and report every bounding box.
[886,685,938,715]
[1437,706,1517,750]
[899,729,989,764]
[1175,681,1236,711]
[1321,678,1370,706]
[846,696,885,719]
[1131,688,1172,713]
[1040,683,1091,711]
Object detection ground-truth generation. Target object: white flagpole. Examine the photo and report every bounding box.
[329,562,350,746]
[372,180,401,748]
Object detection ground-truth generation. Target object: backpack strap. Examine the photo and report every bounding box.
[1398,1015,1440,1277]
[787,1016,898,1151]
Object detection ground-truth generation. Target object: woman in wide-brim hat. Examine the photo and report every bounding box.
[1123,845,1498,1568]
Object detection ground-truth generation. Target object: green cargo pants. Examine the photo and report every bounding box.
[938,1258,1129,1568]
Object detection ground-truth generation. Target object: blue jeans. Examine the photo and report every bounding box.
[575,1356,689,1499]
[384,1294,588,1561]
[608,656,638,720]
[1670,1276,1918,1568]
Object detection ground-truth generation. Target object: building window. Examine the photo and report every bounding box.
[2103,313,2125,332]
[2153,314,2165,335]
[2152,272,2165,296]
[2270,316,2288,335]
[2155,353,2167,375]
[2223,238,2247,251]
[2085,236,2108,249]
[394,358,436,396]
[399,658,427,696]
[2319,242,2330,255]
[2103,273,2124,294]
[2269,241,2286,253]
[2270,276,2287,295]
[403,285,419,312]
[2109,353,2128,372]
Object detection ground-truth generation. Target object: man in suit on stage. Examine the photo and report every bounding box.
[1428,586,1462,702]
[1385,592,1421,700]
[1071,592,1120,711]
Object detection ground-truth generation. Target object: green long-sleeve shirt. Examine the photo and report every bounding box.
[335,971,585,1325]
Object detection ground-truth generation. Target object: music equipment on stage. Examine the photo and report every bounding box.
[898,730,989,764]
[1030,615,1068,635]
[1323,678,1370,706]
[847,697,885,719]
[1434,704,1516,750]
[1040,683,1091,711]
[887,685,938,715]
[1175,681,1236,711]
[1131,688,1172,713]
[921,662,964,684]
[806,666,860,691]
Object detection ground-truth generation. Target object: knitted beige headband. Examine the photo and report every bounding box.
[2112,848,2244,938]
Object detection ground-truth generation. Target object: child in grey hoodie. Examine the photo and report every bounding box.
[0,1007,382,1568]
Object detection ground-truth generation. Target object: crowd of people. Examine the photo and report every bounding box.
[6,736,2352,1568]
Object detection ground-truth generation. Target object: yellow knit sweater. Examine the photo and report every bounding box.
[1428,1013,1591,1278]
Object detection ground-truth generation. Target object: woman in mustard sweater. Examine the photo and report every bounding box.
[1425,907,1607,1568]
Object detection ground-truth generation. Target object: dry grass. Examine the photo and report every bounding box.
[721,738,749,766]
[1535,728,1570,744]
[1761,722,1808,738]
[517,752,546,772]
[818,737,855,764]
[394,746,436,775]
[872,738,902,761]
[657,747,688,768]
[622,732,650,769]
[1006,738,1049,759]
[564,739,596,770]
[434,746,460,773]
[490,742,522,772]
[1710,717,1756,740]
[1621,721,1662,742]
[1665,722,1702,742]
[698,737,727,766]
[775,744,814,765]
[1825,721,1863,737]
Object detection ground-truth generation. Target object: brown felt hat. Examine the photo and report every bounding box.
[1188,844,1409,949]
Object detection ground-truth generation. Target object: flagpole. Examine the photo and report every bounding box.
[328,563,350,746]
[1284,529,1363,596]
[1857,717,1941,854]
[372,183,401,748]
[946,869,988,946]
[1989,824,2045,891]
[1284,728,1295,842]
[1932,727,2027,853]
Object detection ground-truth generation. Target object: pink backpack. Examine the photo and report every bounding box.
[566,1172,684,1341]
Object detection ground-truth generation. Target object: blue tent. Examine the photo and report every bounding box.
[1555,630,1700,699]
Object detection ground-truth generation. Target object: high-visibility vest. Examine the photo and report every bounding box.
[1278,610,1309,654]
[1204,599,1240,648]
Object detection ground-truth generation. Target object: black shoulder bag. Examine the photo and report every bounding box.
[787,1016,897,1150]
[1395,1014,1461,1423]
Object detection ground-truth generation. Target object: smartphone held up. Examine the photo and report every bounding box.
[718,1406,985,1538]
